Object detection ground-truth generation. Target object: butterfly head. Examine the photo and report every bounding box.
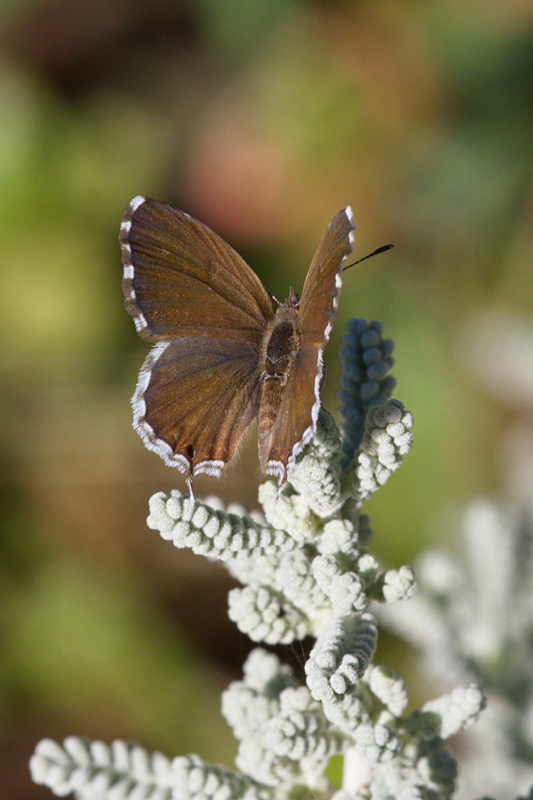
[284,286,300,308]
[270,286,300,309]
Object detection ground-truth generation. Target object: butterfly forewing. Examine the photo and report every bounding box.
[121,196,274,341]
[134,337,263,475]
[298,206,355,342]
[260,207,355,479]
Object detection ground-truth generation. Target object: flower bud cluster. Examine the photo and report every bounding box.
[338,319,396,470]
[350,399,414,505]
[30,738,175,800]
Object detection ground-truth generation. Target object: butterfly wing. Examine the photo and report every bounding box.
[260,207,355,479]
[298,206,355,341]
[120,196,274,341]
[133,337,263,477]
[121,196,274,482]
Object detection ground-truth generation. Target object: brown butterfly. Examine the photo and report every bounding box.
[120,196,355,496]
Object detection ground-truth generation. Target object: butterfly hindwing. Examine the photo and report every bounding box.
[259,342,322,478]
[133,337,263,476]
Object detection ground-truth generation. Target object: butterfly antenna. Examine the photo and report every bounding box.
[268,289,283,307]
[342,244,393,272]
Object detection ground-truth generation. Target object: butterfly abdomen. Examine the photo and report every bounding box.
[258,307,300,472]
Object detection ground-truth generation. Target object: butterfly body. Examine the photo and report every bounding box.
[256,300,300,472]
[121,196,355,492]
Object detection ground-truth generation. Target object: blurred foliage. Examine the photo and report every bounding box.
[0,0,532,797]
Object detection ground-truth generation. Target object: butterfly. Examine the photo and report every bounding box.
[120,196,355,497]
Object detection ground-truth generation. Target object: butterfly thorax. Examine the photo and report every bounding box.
[263,288,300,376]
[261,305,300,384]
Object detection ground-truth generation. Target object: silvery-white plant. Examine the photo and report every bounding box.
[31,318,505,800]
[375,307,533,800]
[379,501,533,800]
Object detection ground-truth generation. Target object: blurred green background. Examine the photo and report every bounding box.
[1,1,532,797]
